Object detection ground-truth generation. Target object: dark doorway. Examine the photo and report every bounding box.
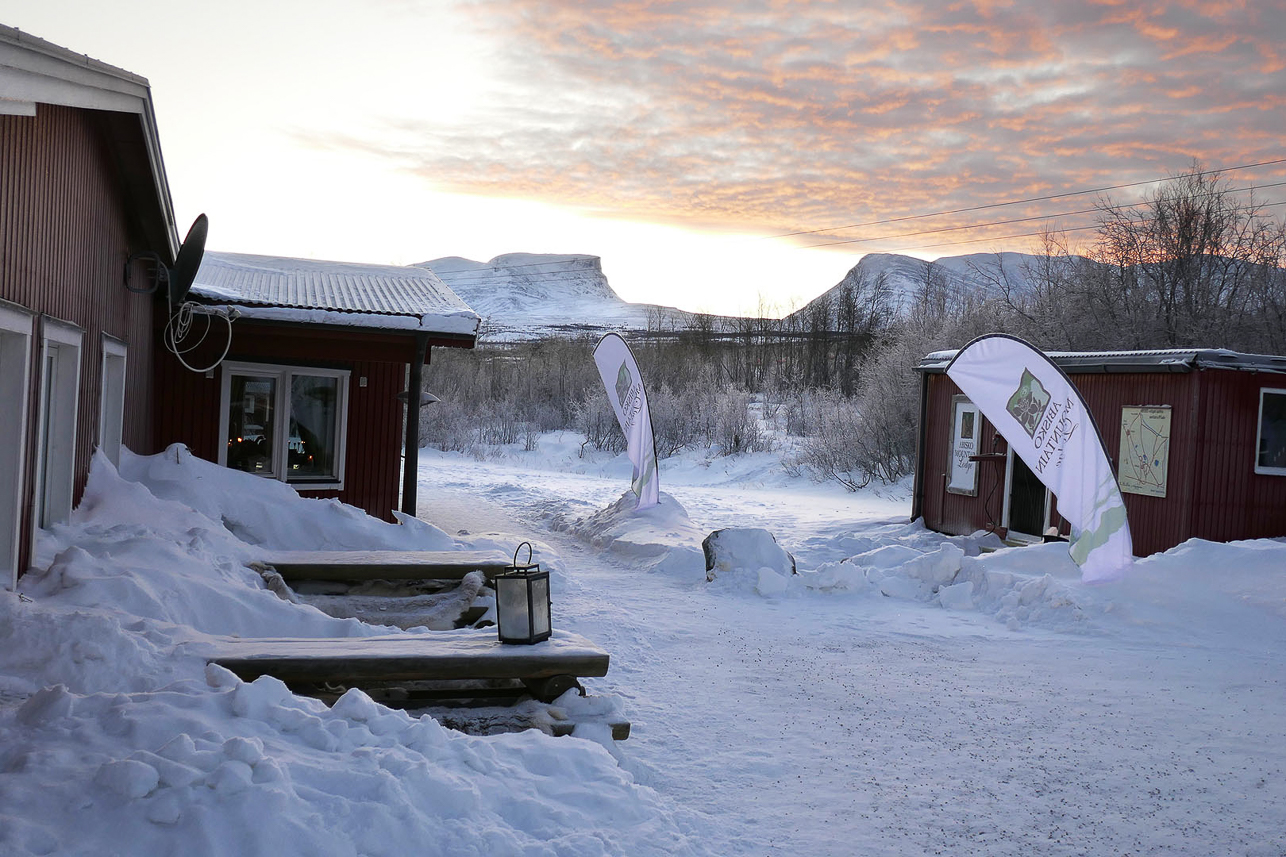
[1007,452,1047,537]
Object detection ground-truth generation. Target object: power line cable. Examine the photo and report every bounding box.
[769,156,1286,240]
[797,180,1286,251]
[858,198,1286,255]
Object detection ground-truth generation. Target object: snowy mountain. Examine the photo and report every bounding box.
[417,253,693,340]
[788,251,1051,322]
[420,251,1062,339]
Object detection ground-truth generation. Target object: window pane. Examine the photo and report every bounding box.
[288,375,339,481]
[1259,391,1286,470]
[227,375,276,475]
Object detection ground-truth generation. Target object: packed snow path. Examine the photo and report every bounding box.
[416,446,1286,857]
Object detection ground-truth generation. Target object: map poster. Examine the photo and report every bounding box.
[1119,405,1171,498]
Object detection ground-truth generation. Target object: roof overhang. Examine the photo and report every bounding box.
[197,303,480,347]
[0,25,179,259]
[917,347,1286,375]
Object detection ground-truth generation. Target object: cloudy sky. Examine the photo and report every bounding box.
[8,1,1285,314]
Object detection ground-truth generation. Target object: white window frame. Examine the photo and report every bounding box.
[1254,387,1286,476]
[217,361,350,490]
[0,302,34,589]
[33,317,83,532]
[99,335,128,468]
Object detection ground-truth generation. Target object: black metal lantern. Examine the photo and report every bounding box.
[495,542,552,645]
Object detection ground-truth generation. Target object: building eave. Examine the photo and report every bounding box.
[0,24,179,259]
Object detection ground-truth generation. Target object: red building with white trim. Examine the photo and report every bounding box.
[913,348,1286,557]
[1,27,480,588]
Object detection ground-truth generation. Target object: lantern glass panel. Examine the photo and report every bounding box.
[530,575,551,637]
[496,576,530,640]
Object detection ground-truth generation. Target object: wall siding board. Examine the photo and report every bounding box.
[1,105,160,571]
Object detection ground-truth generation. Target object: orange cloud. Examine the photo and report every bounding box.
[312,0,1286,255]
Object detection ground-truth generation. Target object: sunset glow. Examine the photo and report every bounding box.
[6,0,1283,313]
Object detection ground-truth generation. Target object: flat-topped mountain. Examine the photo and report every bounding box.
[418,250,1064,338]
[417,253,692,339]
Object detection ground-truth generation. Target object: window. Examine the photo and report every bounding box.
[34,317,82,530]
[0,303,33,588]
[99,335,127,467]
[219,361,349,489]
[1255,388,1286,476]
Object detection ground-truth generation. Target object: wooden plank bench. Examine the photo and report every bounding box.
[255,549,514,582]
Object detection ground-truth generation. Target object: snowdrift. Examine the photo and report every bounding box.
[0,448,697,857]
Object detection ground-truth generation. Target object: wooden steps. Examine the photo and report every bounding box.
[255,549,514,582]
[235,553,629,738]
[205,629,609,687]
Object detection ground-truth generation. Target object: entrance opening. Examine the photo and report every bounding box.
[1006,451,1048,539]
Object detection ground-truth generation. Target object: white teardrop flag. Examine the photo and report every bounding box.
[945,334,1133,583]
[592,333,660,510]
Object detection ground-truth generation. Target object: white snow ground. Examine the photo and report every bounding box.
[1,438,1284,856]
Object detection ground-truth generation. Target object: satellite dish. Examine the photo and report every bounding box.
[168,213,208,305]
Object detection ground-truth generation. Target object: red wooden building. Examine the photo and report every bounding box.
[0,25,179,587]
[1,27,480,590]
[912,348,1286,557]
[156,251,479,521]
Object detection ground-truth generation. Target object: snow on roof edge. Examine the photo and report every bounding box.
[201,303,481,337]
[917,347,1286,374]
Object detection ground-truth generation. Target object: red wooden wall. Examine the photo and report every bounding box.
[920,367,1286,557]
[1189,370,1286,543]
[1,104,163,561]
[153,319,418,521]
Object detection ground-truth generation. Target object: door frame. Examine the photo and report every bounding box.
[1002,447,1051,543]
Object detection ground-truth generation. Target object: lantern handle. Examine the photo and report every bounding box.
[513,541,534,568]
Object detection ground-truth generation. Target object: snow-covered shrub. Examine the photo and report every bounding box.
[785,387,909,490]
[711,387,772,456]
[647,383,700,458]
[419,398,475,453]
[572,389,626,455]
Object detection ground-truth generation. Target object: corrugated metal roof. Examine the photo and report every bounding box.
[918,347,1286,374]
[190,252,480,334]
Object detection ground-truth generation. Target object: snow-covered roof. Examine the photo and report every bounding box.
[917,347,1286,375]
[190,252,481,338]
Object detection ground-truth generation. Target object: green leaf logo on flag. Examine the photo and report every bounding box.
[615,362,633,407]
[1006,368,1051,437]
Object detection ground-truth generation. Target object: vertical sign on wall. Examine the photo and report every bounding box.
[947,395,980,495]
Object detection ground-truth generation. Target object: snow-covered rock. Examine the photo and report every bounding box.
[701,527,796,582]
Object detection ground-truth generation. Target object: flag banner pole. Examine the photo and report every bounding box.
[945,334,1133,582]
[592,333,660,510]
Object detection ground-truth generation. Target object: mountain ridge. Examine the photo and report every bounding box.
[418,251,1061,339]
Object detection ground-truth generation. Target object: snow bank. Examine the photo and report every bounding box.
[118,445,459,551]
[549,490,707,581]
[0,449,699,856]
[795,524,1095,630]
[0,668,692,856]
[25,451,376,641]
[794,520,1286,639]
